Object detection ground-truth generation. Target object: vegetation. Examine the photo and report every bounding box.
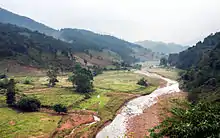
[47,67,59,87]
[71,65,94,93]
[153,37,220,137]
[53,104,67,113]
[6,79,15,106]
[137,78,149,87]
[168,32,220,69]
[148,68,181,80]
[150,102,220,138]
[17,97,41,112]
[0,108,61,138]
[160,57,168,66]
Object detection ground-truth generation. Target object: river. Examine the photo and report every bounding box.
[96,69,180,138]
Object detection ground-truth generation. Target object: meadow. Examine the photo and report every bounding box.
[0,70,160,137]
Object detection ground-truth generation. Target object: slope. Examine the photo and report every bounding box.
[0,23,74,71]
[136,40,188,54]
[0,7,157,64]
[168,32,220,69]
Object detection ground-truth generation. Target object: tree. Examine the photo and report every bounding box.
[53,104,67,113]
[160,57,168,66]
[6,79,16,106]
[17,97,41,112]
[47,67,59,87]
[71,64,94,93]
[137,78,149,87]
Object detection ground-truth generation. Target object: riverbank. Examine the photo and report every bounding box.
[96,69,181,138]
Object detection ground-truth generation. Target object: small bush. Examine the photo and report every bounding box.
[0,78,9,89]
[23,77,32,84]
[17,97,41,112]
[53,104,67,113]
[137,78,149,87]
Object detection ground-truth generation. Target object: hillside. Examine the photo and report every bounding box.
[0,7,158,64]
[0,8,56,36]
[168,32,220,69]
[135,40,188,54]
[0,23,75,71]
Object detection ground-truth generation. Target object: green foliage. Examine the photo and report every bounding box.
[6,79,15,106]
[47,67,59,87]
[0,23,73,69]
[150,102,220,138]
[179,43,220,101]
[133,64,142,70]
[160,57,168,66]
[53,104,67,113]
[137,78,149,87]
[0,77,9,89]
[71,64,94,93]
[17,97,41,112]
[22,77,32,84]
[168,32,220,69]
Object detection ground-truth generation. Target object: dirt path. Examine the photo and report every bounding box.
[96,69,180,138]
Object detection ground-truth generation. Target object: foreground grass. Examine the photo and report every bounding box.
[0,108,61,138]
[27,88,85,107]
[1,70,160,137]
[148,68,181,80]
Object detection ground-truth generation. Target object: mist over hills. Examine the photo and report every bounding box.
[135,40,189,54]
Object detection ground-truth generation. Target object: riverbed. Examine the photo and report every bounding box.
[96,69,180,138]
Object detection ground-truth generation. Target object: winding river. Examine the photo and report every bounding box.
[96,69,180,138]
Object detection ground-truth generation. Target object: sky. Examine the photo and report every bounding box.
[1,0,220,45]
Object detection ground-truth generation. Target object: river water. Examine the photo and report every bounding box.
[96,70,180,138]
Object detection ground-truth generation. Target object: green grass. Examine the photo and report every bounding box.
[0,108,61,138]
[0,95,6,107]
[94,71,159,94]
[148,68,181,80]
[27,88,85,107]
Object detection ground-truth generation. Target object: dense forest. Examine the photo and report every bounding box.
[168,32,220,69]
[0,23,74,70]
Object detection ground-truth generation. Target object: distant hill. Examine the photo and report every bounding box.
[168,32,220,69]
[135,40,189,54]
[0,7,158,64]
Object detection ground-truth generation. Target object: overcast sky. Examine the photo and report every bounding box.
[1,0,220,45]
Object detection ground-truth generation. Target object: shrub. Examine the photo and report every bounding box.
[0,78,9,89]
[53,104,67,113]
[23,77,32,84]
[6,79,16,106]
[137,78,149,87]
[17,97,41,112]
[150,102,220,138]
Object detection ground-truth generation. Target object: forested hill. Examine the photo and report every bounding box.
[0,23,74,70]
[168,32,220,69]
[0,7,157,64]
[135,40,188,54]
[0,8,56,36]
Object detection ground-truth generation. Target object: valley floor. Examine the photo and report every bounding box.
[0,70,161,138]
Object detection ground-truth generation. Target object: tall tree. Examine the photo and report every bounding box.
[47,67,59,87]
[6,79,16,106]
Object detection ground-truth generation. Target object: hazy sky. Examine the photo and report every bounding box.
[1,0,220,45]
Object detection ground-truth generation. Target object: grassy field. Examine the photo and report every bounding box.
[148,68,181,80]
[0,108,61,138]
[0,70,161,137]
